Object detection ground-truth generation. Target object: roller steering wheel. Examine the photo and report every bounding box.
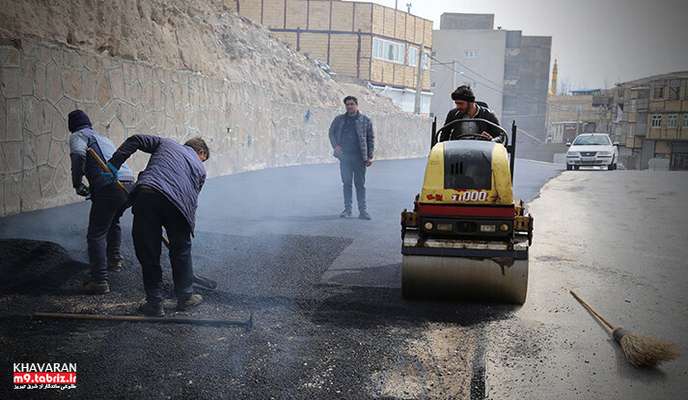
[435,118,508,145]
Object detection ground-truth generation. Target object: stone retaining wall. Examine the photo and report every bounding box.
[0,38,429,216]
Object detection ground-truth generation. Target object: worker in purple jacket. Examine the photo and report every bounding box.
[106,135,209,317]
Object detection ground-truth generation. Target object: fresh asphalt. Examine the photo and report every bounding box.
[0,158,561,399]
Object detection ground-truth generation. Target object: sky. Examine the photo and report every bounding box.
[352,0,688,90]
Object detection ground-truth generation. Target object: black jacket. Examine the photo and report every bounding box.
[328,112,375,161]
[443,104,502,139]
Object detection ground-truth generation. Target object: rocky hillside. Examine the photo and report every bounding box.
[0,0,397,110]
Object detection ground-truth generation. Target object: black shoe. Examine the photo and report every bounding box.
[107,260,123,272]
[358,210,371,220]
[138,301,165,317]
[82,279,110,295]
[340,209,352,218]
[177,294,204,311]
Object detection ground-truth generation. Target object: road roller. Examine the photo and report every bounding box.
[400,118,533,304]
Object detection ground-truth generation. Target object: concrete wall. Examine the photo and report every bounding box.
[439,13,494,30]
[503,33,551,141]
[0,38,430,217]
[431,29,507,121]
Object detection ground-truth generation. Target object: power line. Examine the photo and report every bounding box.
[430,54,550,106]
[454,59,502,87]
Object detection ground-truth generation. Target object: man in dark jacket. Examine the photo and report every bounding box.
[328,96,375,220]
[68,110,135,294]
[443,85,503,142]
[106,135,209,316]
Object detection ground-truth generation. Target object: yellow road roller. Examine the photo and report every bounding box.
[401,118,533,304]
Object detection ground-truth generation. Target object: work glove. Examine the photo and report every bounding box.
[75,183,90,197]
[100,161,120,184]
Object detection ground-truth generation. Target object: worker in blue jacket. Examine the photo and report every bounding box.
[106,135,209,316]
[68,110,134,295]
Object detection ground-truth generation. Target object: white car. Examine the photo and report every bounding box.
[566,133,619,170]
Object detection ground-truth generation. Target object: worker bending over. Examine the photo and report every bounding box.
[106,135,209,316]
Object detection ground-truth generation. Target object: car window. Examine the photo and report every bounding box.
[573,135,611,145]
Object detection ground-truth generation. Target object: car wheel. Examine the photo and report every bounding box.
[573,165,580,170]
[608,156,617,170]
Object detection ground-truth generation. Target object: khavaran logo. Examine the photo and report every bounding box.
[13,363,77,390]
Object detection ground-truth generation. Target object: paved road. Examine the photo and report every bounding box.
[485,170,688,400]
[0,158,561,399]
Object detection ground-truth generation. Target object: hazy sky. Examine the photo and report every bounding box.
[353,0,688,90]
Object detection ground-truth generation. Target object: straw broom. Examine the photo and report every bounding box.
[570,290,680,368]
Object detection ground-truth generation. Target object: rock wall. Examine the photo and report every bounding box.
[0,38,429,216]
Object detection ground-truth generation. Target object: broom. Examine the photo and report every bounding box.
[570,290,680,368]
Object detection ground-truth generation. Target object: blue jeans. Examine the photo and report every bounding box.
[87,182,132,282]
[339,154,367,212]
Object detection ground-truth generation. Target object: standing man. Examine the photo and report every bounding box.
[444,85,503,141]
[106,135,209,317]
[68,110,135,295]
[328,96,374,220]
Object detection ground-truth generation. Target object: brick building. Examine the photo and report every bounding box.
[228,0,433,113]
[610,71,688,170]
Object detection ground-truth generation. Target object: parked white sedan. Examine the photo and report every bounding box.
[566,133,619,170]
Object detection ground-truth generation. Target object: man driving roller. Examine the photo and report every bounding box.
[444,85,503,141]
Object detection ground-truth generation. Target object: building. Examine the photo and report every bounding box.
[502,31,551,141]
[431,20,507,121]
[611,71,688,170]
[546,90,613,144]
[229,0,433,113]
[430,13,551,141]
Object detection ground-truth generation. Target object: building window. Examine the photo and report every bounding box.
[653,85,665,99]
[651,114,662,128]
[668,80,681,100]
[372,37,405,64]
[422,52,430,70]
[464,49,479,59]
[408,46,418,67]
[667,114,678,128]
[684,114,688,128]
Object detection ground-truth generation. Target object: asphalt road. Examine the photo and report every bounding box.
[485,170,688,400]
[0,158,561,399]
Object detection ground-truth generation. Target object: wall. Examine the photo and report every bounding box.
[503,32,551,141]
[0,38,430,217]
[439,13,494,30]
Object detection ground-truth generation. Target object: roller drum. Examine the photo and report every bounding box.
[401,255,528,304]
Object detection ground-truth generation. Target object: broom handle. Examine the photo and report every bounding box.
[569,290,616,332]
[86,148,128,194]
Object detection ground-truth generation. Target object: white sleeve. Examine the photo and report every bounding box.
[69,132,88,157]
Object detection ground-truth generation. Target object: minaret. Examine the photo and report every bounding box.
[549,59,558,96]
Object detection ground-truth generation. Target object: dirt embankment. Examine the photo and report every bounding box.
[0,0,398,111]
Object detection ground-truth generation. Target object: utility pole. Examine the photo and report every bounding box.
[576,104,582,136]
[451,60,457,91]
[414,43,424,114]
